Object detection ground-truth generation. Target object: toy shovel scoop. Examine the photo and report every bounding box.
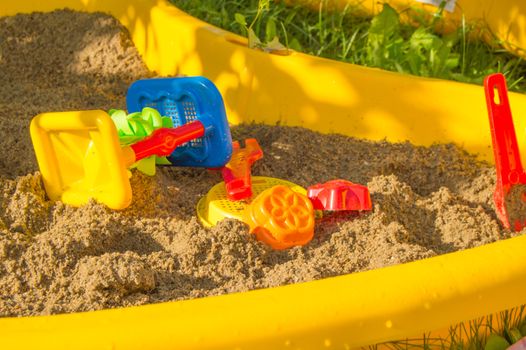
[30,110,204,210]
[485,73,526,231]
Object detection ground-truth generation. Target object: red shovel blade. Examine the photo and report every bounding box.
[484,73,526,230]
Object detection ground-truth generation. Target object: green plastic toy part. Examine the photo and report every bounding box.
[109,107,173,176]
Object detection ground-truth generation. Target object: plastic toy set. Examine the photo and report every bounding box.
[30,76,373,250]
[30,77,229,211]
[30,73,524,246]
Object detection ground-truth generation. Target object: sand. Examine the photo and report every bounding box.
[506,184,526,229]
[0,9,519,317]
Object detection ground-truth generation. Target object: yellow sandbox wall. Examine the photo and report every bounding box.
[2,1,526,349]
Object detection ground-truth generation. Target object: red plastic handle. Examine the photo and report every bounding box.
[130,121,205,161]
[484,73,525,190]
[222,139,263,201]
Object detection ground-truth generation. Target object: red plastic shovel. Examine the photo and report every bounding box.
[484,73,526,231]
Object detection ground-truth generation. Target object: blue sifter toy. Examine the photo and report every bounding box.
[126,76,233,168]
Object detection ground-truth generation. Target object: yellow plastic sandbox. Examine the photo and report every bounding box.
[2,1,526,349]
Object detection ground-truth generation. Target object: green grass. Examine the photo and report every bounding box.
[171,0,526,92]
[366,306,526,350]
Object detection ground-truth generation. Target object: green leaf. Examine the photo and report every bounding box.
[258,0,270,12]
[405,27,455,78]
[406,50,423,75]
[368,4,399,36]
[289,37,302,51]
[443,30,460,48]
[445,54,460,69]
[408,28,435,49]
[265,17,277,43]
[284,9,297,26]
[220,7,229,27]
[366,4,402,68]
[234,13,246,27]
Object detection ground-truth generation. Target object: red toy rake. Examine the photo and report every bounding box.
[485,73,526,231]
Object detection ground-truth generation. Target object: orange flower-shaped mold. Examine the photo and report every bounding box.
[244,185,315,249]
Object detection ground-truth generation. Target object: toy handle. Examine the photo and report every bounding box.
[222,139,263,201]
[129,121,205,162]
[484,73,525,189]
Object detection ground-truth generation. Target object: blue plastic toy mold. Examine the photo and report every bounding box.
[126,76,232,168]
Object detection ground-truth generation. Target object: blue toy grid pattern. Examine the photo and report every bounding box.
[143,96,204,149]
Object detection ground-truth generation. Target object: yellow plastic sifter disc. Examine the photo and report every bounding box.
[196,176,306,227]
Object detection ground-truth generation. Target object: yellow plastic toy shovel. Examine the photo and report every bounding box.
[30,110,204,209]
